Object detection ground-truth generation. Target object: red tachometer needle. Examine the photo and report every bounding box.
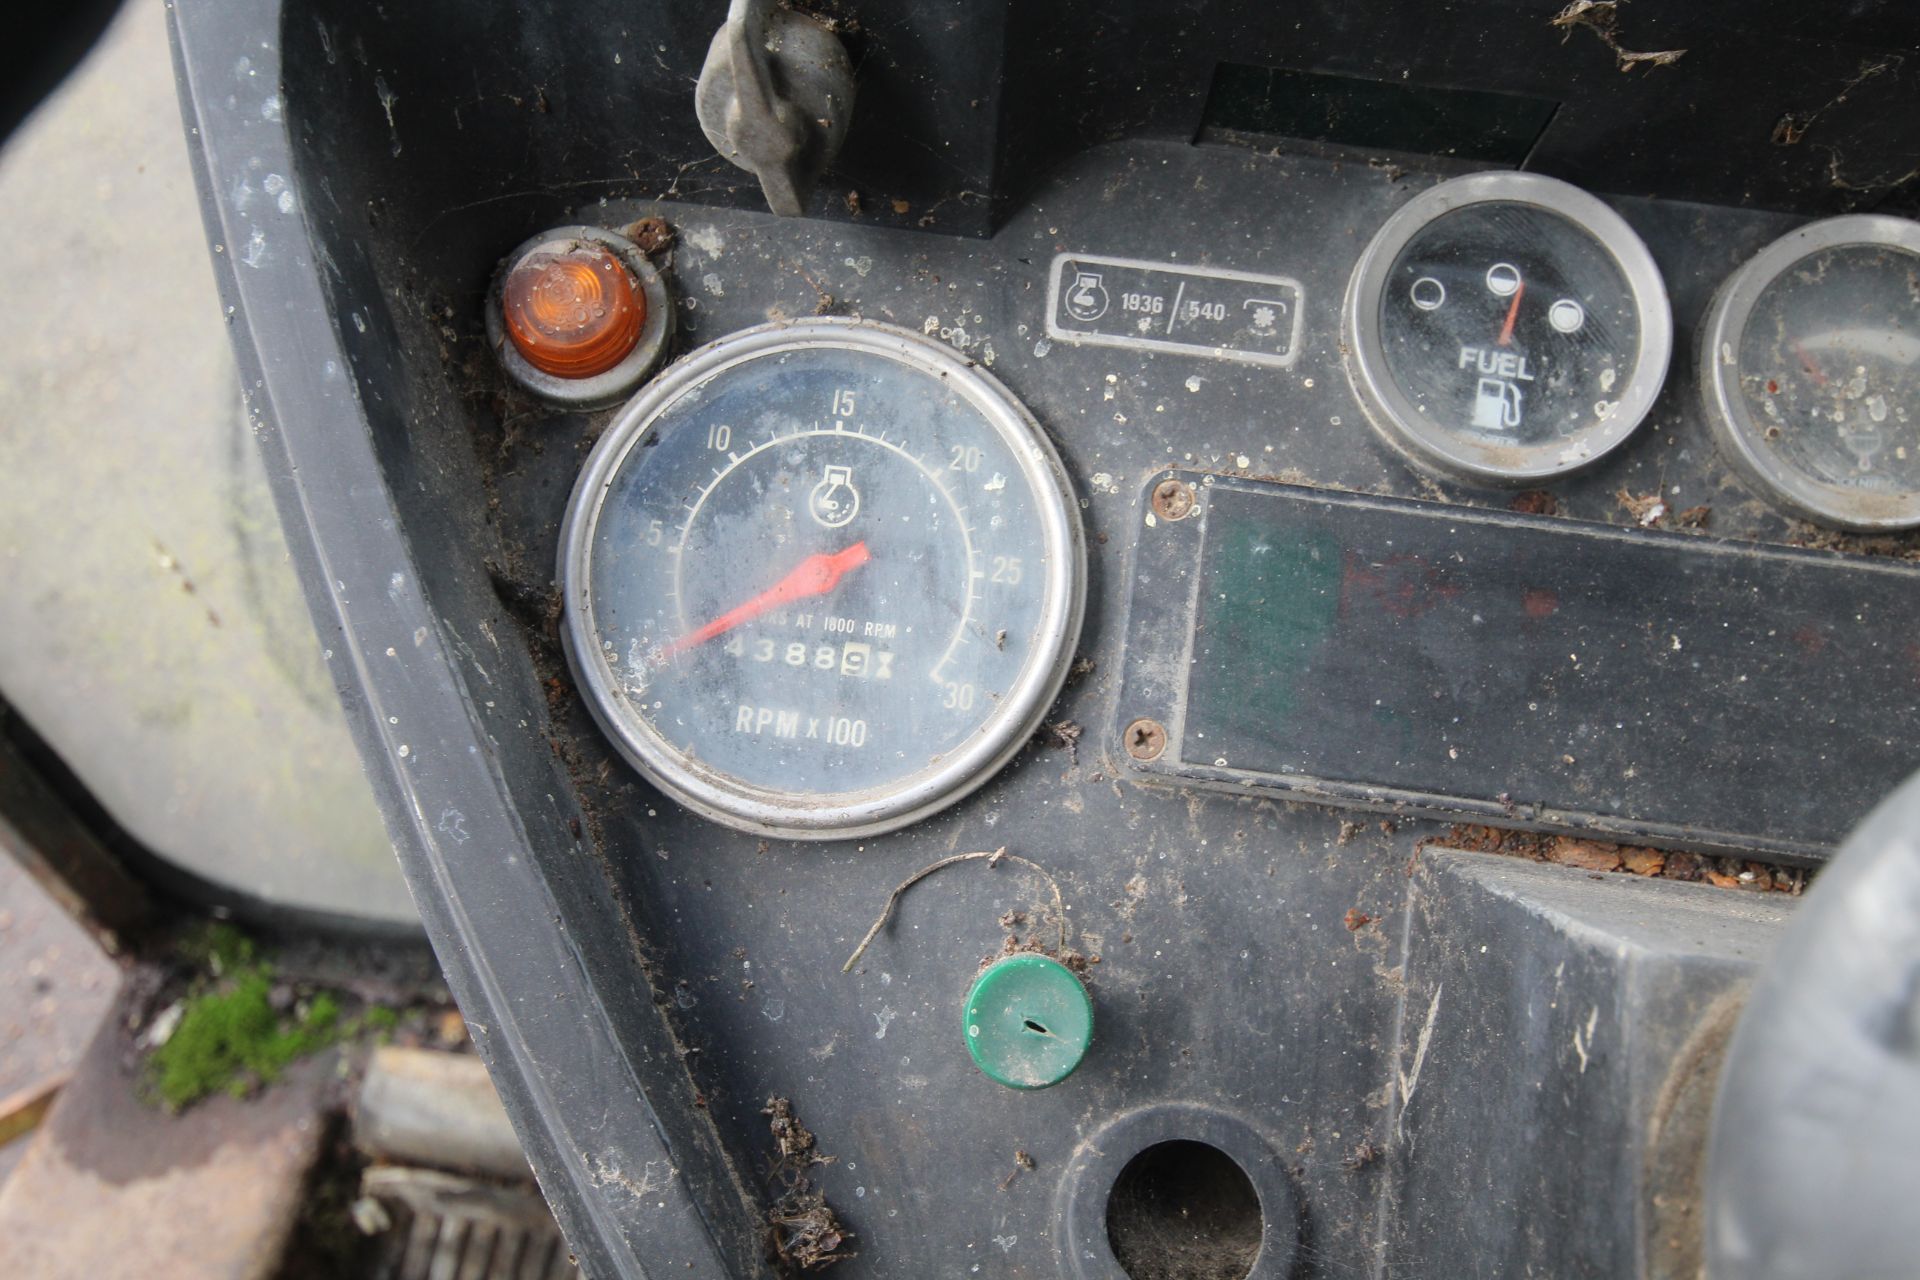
[666,542,871,657]
[1497,278,1526,347]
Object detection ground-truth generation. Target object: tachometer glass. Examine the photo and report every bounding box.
[560,320,1084,839]
[1701,216,1920,530]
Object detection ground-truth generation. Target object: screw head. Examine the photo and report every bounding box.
[1150,479,1196,522]
[1123,718,1168,762]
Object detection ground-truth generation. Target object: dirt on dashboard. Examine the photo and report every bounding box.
[1432,824,1808,894]
[762,1096,855,1273]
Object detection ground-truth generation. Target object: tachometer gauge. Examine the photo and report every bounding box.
[1699,215,1920,531]
[559,319,1085,839]
[1343,172,1672,485]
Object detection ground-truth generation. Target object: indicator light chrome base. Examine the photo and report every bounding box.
[486,225,674,411]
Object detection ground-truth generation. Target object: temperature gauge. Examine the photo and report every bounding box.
[1343,172,1672,485]
[1699,215,1920,531]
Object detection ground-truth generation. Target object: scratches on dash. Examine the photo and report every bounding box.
[1397,983,1443,1131]
[1573,1005,1600,1074]
[372,75,402,157]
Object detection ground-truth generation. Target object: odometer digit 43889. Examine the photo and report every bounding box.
[559,319,1085,839]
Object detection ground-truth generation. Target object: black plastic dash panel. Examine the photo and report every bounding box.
[1118,475,1920,861]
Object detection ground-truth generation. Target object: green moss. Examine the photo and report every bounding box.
[147,930,396,1111]
[175,921,257,976]
[354,1005,400,1037]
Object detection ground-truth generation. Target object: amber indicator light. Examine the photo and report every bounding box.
[501,246,646,379]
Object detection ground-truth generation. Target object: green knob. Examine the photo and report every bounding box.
[963,953,1093,1090]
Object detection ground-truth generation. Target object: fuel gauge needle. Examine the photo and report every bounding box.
[1497,277,1526,347]
[666,541,872,658]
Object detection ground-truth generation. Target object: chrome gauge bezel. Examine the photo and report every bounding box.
[1342,171,1673,486]
[1698,214,1920,532]
[558,318,1086,840]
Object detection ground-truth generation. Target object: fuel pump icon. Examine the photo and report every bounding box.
[808,464,861,528]
[1471,377,1524,431]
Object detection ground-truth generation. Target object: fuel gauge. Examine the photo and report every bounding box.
[1344,172,1672,485]
[1700,215,1920,531]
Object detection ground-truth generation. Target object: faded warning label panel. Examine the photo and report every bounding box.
[1045,253,1304,368]
[1116,473,1920,860]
